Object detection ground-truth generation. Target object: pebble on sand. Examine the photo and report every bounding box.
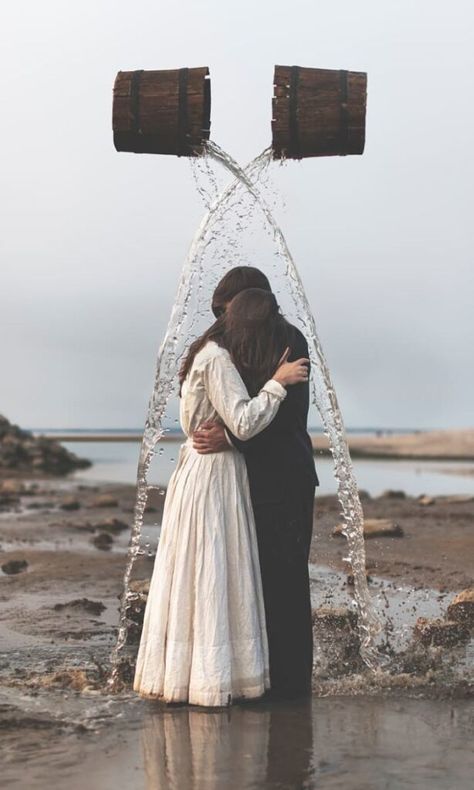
[122,580,150,645]
[413,617,470,647]
[312,606,357,629]
[1,559,28,575]
[129,579,150,595]
[89,494,119,508]
[417,495,436,506]
[92,532,114,550]
[60,497,81,511]
[0,479,27,496]
[381,489,406,499]
[53,598,106,616]
[447,588,474,627]
[312,607,363,676]
[93,517,129,534]
[333,518,404,539]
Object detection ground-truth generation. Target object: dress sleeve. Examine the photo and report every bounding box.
[203,350,287,441]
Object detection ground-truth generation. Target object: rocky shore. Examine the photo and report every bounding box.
[0,415,91,477]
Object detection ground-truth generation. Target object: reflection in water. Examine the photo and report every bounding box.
[138,696,474,790]
[141,700,314,790]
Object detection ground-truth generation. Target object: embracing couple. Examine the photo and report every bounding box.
[133,266,319,706]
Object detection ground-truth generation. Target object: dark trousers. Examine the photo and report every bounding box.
[253,482,315,696]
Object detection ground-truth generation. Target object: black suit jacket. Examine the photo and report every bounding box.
[228,327,319,505]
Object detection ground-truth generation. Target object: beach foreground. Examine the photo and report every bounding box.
[1,478,473,788]
[1,479,472,660]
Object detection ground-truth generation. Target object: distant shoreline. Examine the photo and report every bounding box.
[313,428,474,462]
[34,428,474,462]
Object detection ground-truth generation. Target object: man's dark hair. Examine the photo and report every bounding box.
[211,266,271,317]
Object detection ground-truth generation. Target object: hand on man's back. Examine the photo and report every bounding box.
[193,421,230,454]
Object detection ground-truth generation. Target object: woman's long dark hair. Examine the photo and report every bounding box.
[179,288,295,396]
[211,266,271,318]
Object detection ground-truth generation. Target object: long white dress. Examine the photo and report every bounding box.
[133,340,287,707]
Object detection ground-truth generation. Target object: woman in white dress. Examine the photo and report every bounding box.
[133,289,309,707]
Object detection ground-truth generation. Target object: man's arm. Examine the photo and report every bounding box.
[192,421,232,454]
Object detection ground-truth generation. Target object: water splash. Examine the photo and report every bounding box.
[108,148,275,689]
[109,141,383,689]
[204,141,382,668]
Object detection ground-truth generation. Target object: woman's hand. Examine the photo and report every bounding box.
[273,347,310,387]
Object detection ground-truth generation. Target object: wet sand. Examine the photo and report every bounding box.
[1,478,473,788]
[311,490,474,592]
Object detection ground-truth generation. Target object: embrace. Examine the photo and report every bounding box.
[133,267,319,706]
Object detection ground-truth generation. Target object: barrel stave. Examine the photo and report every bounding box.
[272,65,367,159]
[112,67,210,156]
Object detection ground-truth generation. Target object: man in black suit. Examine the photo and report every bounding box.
[193,266,319,698]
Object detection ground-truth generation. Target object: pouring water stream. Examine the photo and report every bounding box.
[109,143,382,689]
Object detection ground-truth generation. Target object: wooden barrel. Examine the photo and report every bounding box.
[272,66,367,159]
[113,67,211,156]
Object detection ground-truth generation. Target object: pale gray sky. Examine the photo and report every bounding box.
[1,0,473,429]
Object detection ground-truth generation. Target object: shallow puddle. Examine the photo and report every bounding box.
[2,691,473,789]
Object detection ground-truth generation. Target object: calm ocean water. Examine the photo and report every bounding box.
[61,433,474,497]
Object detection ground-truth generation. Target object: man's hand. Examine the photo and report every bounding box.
[193,421,230,454]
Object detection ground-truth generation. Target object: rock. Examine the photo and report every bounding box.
[2,559,28,575]
[93,517,129,534]
[0,493,19,510]
[111,656,136,685]
[333,518,404,539]
[364,518,404,538]
[381,489,406,499]
[53,598,106,616]
[0,479,26,496]
[417,495,435,506]
[357,489,371,501]
[311,607,363,677]
[60,497,81,511]
[124,619,143,645]
[92,532,114,550]
[41,669,94,691]
[26,501,55,509]
[121,582,151,644]
[129,579,151,595]
[312,606,358,629]
[413,617,470,647]
[0,414,91,475]
[89,494,119,508]
[447,588,474,626]
[21,483,40,497]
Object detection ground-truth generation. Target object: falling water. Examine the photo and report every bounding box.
[109,141,384,689]
[204,141,382,667]
[108,148,277,688]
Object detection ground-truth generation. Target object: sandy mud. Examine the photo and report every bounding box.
[0,478,472,788]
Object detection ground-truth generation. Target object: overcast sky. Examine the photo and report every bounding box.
[1,1,473,430]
